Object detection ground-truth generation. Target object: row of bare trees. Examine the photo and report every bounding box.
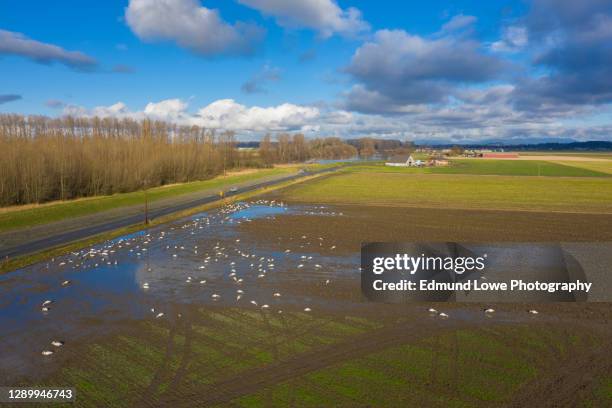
[0,114,244,206]
[258,133,358,165]
[0,114,361,207]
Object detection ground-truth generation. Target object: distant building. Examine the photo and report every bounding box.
[385,155,418,167]
[429,158,449,166]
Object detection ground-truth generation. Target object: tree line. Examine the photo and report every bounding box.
[258,133,358,165]
[0,114,246,206]
[0,115,359,207]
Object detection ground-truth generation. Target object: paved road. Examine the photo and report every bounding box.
[0,166,340,260]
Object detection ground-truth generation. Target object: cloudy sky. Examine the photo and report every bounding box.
[1,0,611,142]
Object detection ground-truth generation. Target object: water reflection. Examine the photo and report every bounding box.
[0,201,354,380]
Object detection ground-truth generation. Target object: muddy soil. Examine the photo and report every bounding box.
[2,200,611,407]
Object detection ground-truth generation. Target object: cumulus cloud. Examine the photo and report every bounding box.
[336,3,612,140]
[512,0,612,109]
[342,85,428,115]
[143,98,191,122]
[241,64,281,94]
[63,102,130,118]
[0,30,97,71]
[58,95,612,142]
[238,0,369,37]
[61,98,320,134]
[491,26,528,52]
[63,98,193,124]
[196,99,319,131]
[441,14,477,32]
[125,0,264,56]
[344,29,506,112]
[0,94,22,105]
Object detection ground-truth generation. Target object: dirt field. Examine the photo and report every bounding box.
[230,201,612,407]
[2,196,611,406]
[240,204,612,246]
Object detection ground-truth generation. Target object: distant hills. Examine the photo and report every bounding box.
[420,140,612,151]
[238,139,612,151]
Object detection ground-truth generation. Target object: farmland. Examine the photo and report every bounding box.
[278,171,612,213]
[552,160,612,174]
[2,156,612,407]
[344,159,612,177]
[26,307,612,407]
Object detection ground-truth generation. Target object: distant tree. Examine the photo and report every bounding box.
[292,133,307,162]
[450,145,465,156]
[387,141,415,159]
[358,138,376,158]
[277,133,291,163]
[259,134,275,165]
[0,114,242,206]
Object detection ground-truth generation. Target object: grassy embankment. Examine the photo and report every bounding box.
[0,167,296,233]
[280,160,612,213]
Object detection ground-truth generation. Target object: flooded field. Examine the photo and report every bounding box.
[1,199,611,406]
[0,201,354,378]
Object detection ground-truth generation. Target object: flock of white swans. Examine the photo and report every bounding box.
[36,199,538,357]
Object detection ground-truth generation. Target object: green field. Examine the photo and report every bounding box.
[30,308,610,407]
[0,168,295,233]
[281,171,612,213]
[302,162,350,172]
[345,159,611,177]
[234,324,606,407]
[34,309,383,406]
[553,160,612,175]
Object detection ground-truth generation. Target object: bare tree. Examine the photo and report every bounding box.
[0,114,251,206]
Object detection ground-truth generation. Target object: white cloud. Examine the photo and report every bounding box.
[144,98,191,122]
[238,0,369,37]
[196,99,319,132]
[62,98,320,134]
[491,26,528,52]
[59,94,612,143]
[345,29,506,111]
[92,102,132,117]
[125,0,264,56]
[64,98,194,124]
[441,14,477,32]
[64,102,131,118]
[0,29,97,71]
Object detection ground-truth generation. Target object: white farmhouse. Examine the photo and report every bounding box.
[385,155,420,167]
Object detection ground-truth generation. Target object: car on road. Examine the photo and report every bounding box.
[229,187,238,193]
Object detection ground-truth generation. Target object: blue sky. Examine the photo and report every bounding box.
[0,0,611,142]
